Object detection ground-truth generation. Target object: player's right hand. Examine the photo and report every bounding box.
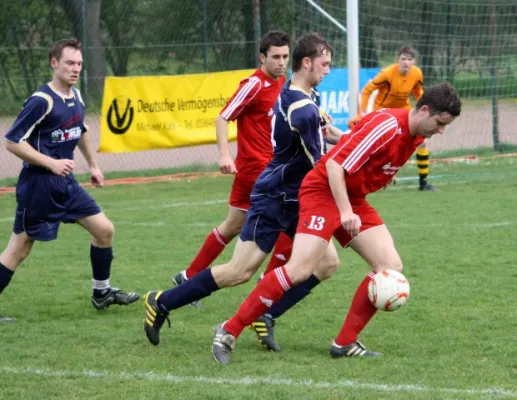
[219,154,237,175]
[49,159,75,176]
[340,210,362,237]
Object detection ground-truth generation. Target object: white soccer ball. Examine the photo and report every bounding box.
[367,270,410,311]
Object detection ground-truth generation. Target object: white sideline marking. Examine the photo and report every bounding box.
[116,221,167,227]
[115,199,227,212]
[0,366,515,397]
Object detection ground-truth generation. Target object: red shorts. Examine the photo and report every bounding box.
[297,188,384,247]
[228,173,257,211]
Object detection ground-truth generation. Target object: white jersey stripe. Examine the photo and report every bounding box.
[330,117,394,167]
[221,77,261,120]
[342,117,397,171]
[220,78,257,120]
[17,92,53,142]
[342,118,396,169]
[220,77,259,120]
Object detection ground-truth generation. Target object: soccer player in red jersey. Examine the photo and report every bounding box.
[212,83,462,364]
[171,31,293,304]
[143,34,345,351]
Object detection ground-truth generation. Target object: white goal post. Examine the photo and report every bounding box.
[304,0,360,117]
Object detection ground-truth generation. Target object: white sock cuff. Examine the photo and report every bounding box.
[92,279,110,290]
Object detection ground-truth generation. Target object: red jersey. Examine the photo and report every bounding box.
[220,68,285,177]
[303,108,424,202]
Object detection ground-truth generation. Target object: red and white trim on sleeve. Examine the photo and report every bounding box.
[340,116,398,173]
[220,76,262,120]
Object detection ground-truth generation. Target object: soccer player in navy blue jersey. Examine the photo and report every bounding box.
[0,39,139,323]
[142,33,346,351]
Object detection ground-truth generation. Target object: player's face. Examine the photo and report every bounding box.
[417,107,456,138]
[397,54,415,75]
[261,46,290,79]
[51,47,83,87]
[308,50,332,86]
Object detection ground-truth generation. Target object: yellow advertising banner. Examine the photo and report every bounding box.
[99,70,255,153]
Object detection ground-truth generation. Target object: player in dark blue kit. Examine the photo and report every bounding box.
[142,34,345,352]
[0,39,139,323]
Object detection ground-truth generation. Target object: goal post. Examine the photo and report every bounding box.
[304,0,361,119]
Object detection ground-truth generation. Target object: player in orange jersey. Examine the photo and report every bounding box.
[349,46,435,191]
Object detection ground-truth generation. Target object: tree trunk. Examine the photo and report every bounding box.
[59,0,106,99]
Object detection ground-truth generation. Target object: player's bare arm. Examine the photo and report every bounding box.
[77,131,104,187]
[4,139,75,176]
[325,125,346,144]
[215,115,237,174]
[325,158,361,237]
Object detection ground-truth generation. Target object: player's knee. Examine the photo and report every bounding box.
[285,262,315,286]
[314,256,339,281]
[4,242,31,267]
[235,266,257,285]
[221,261,256,286]
[94,220,115,245]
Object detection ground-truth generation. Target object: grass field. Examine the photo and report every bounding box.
[0,157,516,399]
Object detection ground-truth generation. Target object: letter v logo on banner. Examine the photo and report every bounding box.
[107,97,134,134]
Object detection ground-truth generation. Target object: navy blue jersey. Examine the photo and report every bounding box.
[5,83,87,168]
[252,81,326,201]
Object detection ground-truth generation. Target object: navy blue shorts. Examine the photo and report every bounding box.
[13,168,101,241]
[240,194,299,254]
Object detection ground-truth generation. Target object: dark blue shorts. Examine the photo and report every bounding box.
[13,168,101,241]
[239,194,299,254]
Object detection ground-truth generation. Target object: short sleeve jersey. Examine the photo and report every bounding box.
[304,108,424,202]
[5,83,87,168]
[219,68,285,177]
[252,81,326,200]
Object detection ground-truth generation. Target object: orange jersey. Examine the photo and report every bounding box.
[360,64,424,112]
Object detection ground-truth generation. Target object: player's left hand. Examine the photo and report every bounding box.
[90,167,104,187]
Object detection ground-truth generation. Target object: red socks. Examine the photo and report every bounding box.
[335,272,377,346]
[185,229,230,279]
[263,232,293,276]
[224,266,292,337]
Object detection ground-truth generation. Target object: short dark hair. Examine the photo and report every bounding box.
[416,83,462,117]
[397,45,417,59]
[259,31,290,57]
[49,38,82,62]
[292,33,333,72]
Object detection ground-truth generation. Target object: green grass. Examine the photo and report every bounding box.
[0,158,516,399]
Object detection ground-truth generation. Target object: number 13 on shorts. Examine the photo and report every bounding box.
[307,215,326,231]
